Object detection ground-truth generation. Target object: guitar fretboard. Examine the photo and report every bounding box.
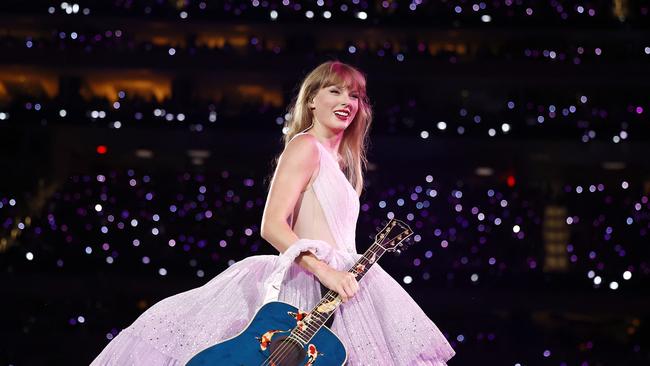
[289,242,388,344]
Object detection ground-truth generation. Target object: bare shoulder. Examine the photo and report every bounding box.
[280,133,320,166]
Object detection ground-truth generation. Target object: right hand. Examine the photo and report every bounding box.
[314,265,360,303]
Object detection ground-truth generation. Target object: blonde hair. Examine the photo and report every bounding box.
[281,60,372,195]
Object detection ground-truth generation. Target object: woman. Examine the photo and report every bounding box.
[91,61,455,365]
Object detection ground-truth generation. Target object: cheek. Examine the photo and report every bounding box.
[315,96,334,112]
[316,108,334,123]
[352,103,360,117]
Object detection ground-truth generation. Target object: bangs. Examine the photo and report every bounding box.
[320,62,366,96]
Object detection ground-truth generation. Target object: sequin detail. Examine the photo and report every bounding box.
[90,133,455,365]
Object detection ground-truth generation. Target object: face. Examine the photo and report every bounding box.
[308,84,360,134]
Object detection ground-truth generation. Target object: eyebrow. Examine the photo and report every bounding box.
[328,85,359,93]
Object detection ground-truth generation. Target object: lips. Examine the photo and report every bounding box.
[334,109,351,121]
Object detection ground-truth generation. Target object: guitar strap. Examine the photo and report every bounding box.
[318,282,335,328]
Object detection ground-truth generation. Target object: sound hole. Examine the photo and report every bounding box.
[266,336,306,366]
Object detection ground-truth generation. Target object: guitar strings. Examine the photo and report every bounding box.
[294,244,385,337]
[264,236,404,365]
[260,243,387,366]
[282,244,382,336]
[261,244,385,366]
[266,225,409,364]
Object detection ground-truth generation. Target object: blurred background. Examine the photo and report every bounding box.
[1,0,649,365]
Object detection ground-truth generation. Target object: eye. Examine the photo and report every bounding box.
[329,88,340,94]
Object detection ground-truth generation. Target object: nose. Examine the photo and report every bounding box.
[341,92,355,104]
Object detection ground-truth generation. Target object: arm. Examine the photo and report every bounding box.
[260,134,359,301]
[260,134,328,274]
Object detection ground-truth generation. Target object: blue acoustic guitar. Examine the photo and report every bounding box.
[186,219,414,366]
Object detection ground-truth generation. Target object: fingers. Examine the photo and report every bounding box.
[346,273,359,297]
[337,283,350,303]
[349,273,360,293]
[339,292,349,303]
[338,273,359,303]
[324,271,360,303]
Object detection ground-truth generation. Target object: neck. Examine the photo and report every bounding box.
[306,124,344,157]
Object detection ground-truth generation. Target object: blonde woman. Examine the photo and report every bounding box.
[91,61,455,365]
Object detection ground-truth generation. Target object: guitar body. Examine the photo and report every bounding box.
[187,219,414,366]
[186,301,347,366]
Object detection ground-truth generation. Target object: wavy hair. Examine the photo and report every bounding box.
[279,60,372,195]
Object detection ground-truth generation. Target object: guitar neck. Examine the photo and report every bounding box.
[321,241,388,303]
[291,242,387,343]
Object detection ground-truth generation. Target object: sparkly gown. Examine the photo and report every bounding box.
[90,133,456,365]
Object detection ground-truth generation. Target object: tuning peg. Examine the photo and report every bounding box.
[395,249,402,256]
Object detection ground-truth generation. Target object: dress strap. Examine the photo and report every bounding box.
[288,130,310,143]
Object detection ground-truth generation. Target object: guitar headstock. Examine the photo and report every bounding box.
[373,219,415,253]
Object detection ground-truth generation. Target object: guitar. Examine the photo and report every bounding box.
[186,219,414,366]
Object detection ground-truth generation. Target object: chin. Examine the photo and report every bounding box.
[328,120,349,131]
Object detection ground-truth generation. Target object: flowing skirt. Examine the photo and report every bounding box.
[90,253,455,366]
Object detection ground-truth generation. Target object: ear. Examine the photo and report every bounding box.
[308,97,315,110]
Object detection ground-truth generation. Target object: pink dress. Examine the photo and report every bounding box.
[91,133,456,365]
